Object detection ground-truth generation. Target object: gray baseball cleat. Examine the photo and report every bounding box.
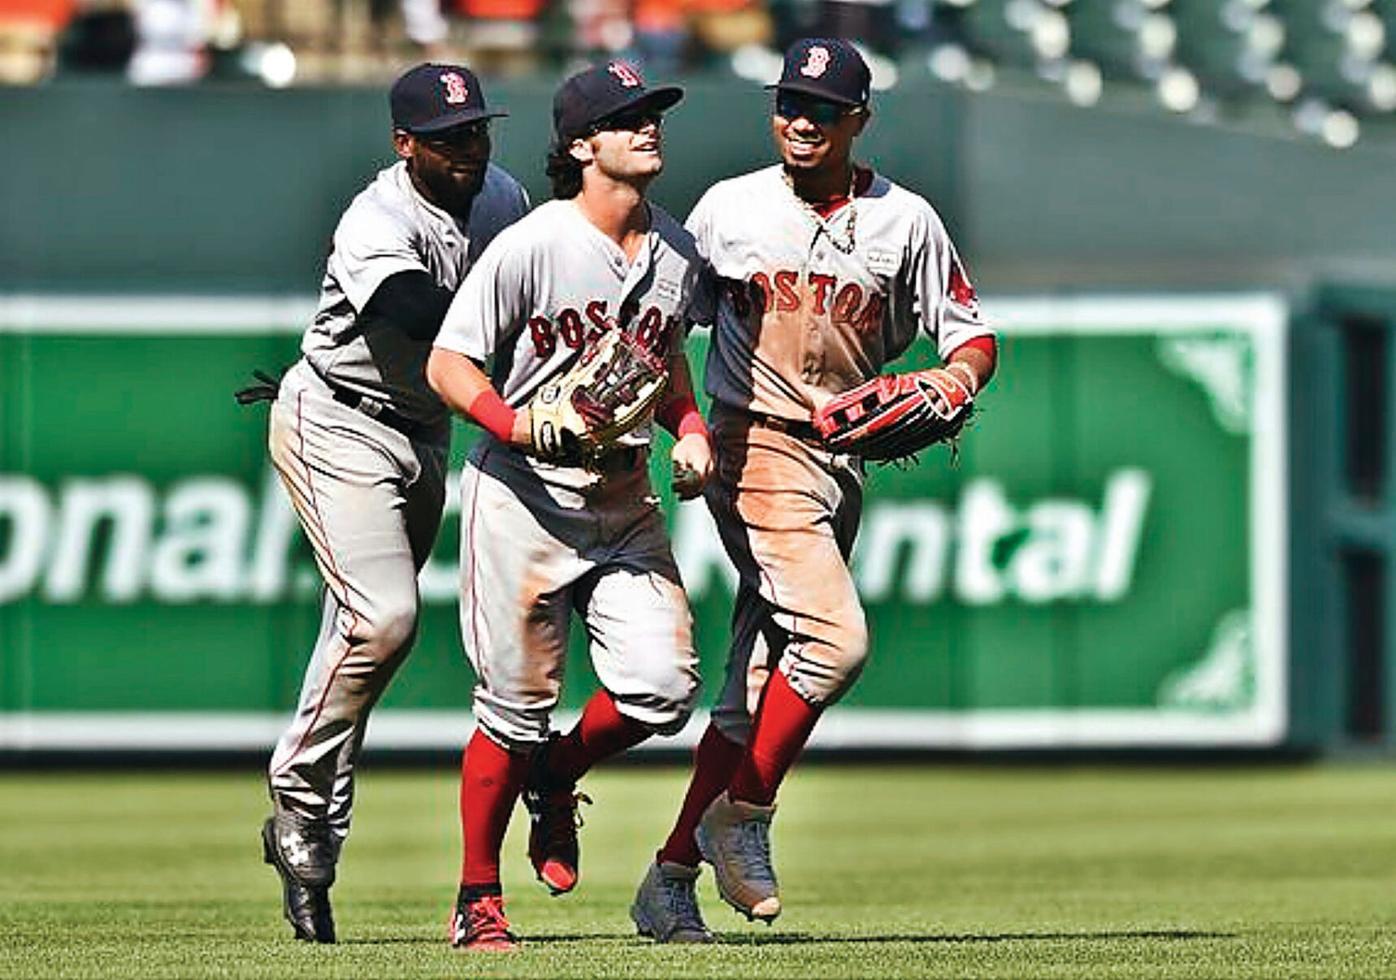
[630,860,715,943]
[695,791,781,922]
[261,811,337,943]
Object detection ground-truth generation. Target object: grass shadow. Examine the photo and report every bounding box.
[339,928,1235,948]
[713,929,1235,946]
[338,933,624,946]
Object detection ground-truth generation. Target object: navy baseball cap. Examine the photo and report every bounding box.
[553,60,684,144]
[391,63,506,134]
[767,38,871,107]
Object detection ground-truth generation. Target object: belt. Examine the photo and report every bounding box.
[588,445,644,475]
[315,370,429,441]
[733,407,823,446]
[498,441,644,475]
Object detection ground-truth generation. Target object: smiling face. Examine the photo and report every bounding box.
[395,120,492,217]
[770,91,866,177]
[572,108,666,184]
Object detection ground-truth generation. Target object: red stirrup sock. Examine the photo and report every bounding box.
[728,670,822,807]
[542,688,653,787]
[459,728,528,888]
[656,724,745,867]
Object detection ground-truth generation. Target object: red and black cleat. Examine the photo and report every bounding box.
[448,893,519,952]
[522,736,592,895]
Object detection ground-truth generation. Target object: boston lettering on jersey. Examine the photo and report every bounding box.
[526,298,678,359]
[723,270,885,334]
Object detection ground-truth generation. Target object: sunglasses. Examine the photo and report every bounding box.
[590,109,662,134]
[775,92,853,125]
[416,121,491,151]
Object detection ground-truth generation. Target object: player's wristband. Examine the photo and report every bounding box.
[657,395,707,440]
[467,389,517,443]
[944,361,980,397]
[677,409,708,440]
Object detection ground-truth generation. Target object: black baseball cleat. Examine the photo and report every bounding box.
[521,734,591,896]
[261,813,337,943]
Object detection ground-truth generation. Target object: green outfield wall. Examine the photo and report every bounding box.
[4,79,1396,296]
[0,294,1288,751]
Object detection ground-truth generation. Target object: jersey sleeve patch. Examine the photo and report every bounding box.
[948,258,979,312]
[865,246,900,276]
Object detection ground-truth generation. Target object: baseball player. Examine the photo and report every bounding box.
[425,60,712,951]
[629,37,998,942]
[247,63,528,945]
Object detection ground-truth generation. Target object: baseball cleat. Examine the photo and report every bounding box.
[695,791,781,923]
[261,814,337,943]
[522,738,591,895]
[449,893,520,952]
[630,860,715,943]
[523,784,592,894]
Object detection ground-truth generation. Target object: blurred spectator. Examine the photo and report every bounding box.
[774,0,896,58]
[56,1,136,75]
[571,0,772,76]
[0,0,76,83]
[567,0,630,61]
[450,0,544,76]
[630,0,686,75]
[685,0,770,64]
[818,0,896,55]
[231,0,330,59]
[126,0,222,84]
[399,0,451,58]
[6,0,788,85]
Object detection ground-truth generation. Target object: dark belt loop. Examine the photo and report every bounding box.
[312,366,427,441]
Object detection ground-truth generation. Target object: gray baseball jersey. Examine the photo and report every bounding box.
[436,197,707,415]
[686,163,995,732]
[268,159,528,833]
[687,163,991,421]
[302,160,530,427]
[433,198,707,748]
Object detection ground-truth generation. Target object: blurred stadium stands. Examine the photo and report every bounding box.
[2,0,1394,147]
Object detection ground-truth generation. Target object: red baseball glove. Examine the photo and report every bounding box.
[812,368,973,462]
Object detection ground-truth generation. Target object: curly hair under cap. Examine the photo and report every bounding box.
[546,143,584,200]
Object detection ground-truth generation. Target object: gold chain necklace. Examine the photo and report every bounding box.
[783,167,858,254]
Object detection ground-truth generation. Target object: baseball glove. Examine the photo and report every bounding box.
[528,328,669,465]
[812,368,973,462]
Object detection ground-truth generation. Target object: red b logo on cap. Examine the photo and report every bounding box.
[440,71,469,105]
[800,46,831,78]
[608,61,644,88]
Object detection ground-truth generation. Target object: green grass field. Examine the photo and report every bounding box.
[2,763,1394,978]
